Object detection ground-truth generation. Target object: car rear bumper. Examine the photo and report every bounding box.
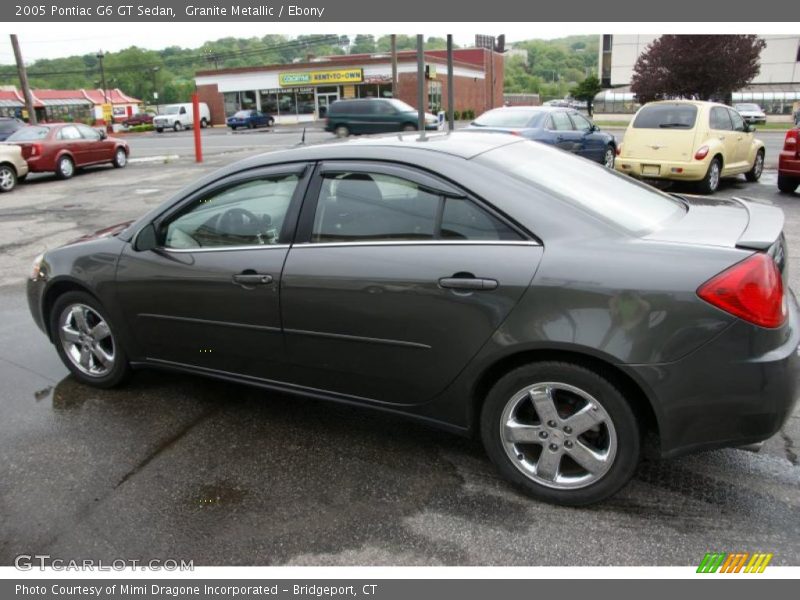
[25,156,53,173]
[615,158,708,181]
[625,291,800,457]
[779,151,800,178]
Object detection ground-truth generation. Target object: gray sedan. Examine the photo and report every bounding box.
[26,132,799,505]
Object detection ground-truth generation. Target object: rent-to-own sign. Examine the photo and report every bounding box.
[279,69,364,87]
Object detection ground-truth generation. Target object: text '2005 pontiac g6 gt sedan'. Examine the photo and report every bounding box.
[27,132,799,505]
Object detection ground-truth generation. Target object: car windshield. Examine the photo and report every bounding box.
[233,111,252,118]
[633,104,698,129]
[164,106,181,114]
[6,126,50,141]
[477,140,686,235]
[472,109,540,128]
[388,99,415,113]
[735,104,761,112]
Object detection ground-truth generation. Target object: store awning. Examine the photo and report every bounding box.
[39,98,92,107]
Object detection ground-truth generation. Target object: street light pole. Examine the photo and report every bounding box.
[151,66,159,106]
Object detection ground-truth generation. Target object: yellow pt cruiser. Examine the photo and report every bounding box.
[616,100,765,194]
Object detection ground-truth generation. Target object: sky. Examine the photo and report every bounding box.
[0,23,572,64]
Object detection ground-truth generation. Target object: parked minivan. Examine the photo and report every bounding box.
[325,98,439,137]
[153,102,211,133]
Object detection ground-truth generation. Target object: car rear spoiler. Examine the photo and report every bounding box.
[731,196,785,251]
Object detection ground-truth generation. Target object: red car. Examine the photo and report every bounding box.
[122,112,156,127]
[5,123,129,179]
[779,127,800,194]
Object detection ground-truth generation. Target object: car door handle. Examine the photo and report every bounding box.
[439,277,498,291]
[232,273,273,286]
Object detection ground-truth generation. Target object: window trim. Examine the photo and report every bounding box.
[151,162,310,252]
[294,160,534,246]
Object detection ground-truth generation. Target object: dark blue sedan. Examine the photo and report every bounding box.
[466,107,617,168]
[226,110,275,131]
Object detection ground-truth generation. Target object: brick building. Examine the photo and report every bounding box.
[194,49,504,125]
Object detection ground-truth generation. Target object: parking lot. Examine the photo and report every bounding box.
[1,132,799,566]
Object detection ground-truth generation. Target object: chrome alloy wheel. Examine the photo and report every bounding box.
[58,157,74,178]
[708,161,720,191]
[500,382,617,489]
[603,148,615,169]
[0,165,15,191]
[58,303,115,377]
[115,148,127,167]
[753,152,764,179]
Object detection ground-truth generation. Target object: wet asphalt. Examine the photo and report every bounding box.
[0,139,799,566]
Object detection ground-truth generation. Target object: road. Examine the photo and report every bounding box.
[0,140,798,566]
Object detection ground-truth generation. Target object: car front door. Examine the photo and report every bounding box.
[114,164,310,379]
[547,111,581,153]
[569,112,604,163]
[56,125,90,165]
[75,124,110,162]
[279,162,543,405]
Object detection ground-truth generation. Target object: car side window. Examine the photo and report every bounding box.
[570,113,593,132]
[57,126,82,140]
[441,198,523,241]
[728,109,746,132]
[374,102,395,115]
[179,107,187,115]
[162,174,299,249]
[550,112,574,131]
[76,124,101,140]
[311,171,523,243]
[710,107,733,130]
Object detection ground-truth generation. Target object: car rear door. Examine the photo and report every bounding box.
[278,161,543,404]
[709,106,738,172]
[114,163,310,379]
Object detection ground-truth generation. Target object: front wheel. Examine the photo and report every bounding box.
[112,147,127,168]
[155,127,163,133]
[480,361,640,506]
[55,155,75,180]
[778,174,799,194]
[745,150,764,182]
[603,145,615,169]
[50,291,131,388]
[697,157,721,194]
[0,164,18,193]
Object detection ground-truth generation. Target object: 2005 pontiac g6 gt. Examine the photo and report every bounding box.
[27,132,799,505]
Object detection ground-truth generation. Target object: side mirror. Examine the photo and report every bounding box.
[590,124,599,132]
[134,223,158,252]
[98,129,107,139]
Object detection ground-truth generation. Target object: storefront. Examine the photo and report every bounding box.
[196,49,503,126]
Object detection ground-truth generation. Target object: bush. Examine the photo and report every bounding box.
[463,109,475,121]
[452,110,461,121]
[128,124,154,133]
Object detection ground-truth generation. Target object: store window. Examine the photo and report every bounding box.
[296,88,315,115]
[358,84,380,99]
[259,90,279,114]
[428,81,442,113]
[278,91,297,116]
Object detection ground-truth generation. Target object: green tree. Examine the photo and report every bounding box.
[572,74,602,116]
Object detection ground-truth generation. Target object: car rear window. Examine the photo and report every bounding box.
[6,126,49,141]
[473,109,539,128]
[632,104,697,129]
[0,120,21,133]
[477,140,686,235]
[233,111,252,118]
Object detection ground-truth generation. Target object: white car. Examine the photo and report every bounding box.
[153,102,211,133]
[733,103,766,125]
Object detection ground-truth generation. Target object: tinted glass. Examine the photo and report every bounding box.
[163,175,299,249]
[388,99,415,112]
[569,113,594,131]
[709,107,733,130]
[550,112,574,131]
[633,104,697,129]
[441,198,522,241]
[728,109,746,132]
[478,140,685,235]
[473,109,538,128]
[233,110,252,118]
[58,126,82,140]
[7,126,49,141]
[312,173,439,242]
[0,120,21,133]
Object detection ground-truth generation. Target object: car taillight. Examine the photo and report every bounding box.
[29,143,42,157]
[615,144,622,156]
[784,130,798,157]
[694,145,709,160]
[697,253,786,328]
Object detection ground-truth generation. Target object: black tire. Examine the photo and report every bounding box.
[744,149,764,182]
[112,147,127,169]
[0,163,18,193]
[230,125,237,131]
[402,123,417,132]
[200,118,208,129]
[49,291,131,388]
[778,174,799,194]
[155,128,163,133]
[480,361,640,506]
[697,157,721,194]
[334,125,349,138]
[173,121,182,132]
[55,155,75,180]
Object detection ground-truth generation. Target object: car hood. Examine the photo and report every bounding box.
[65,220,135,246]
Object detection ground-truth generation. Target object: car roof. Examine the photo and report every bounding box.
[488,106,573,113]
[643,99,729,109]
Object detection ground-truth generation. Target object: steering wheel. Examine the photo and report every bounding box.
[216,207,264,241]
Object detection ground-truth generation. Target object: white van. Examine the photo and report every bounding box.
[153,102,211,132]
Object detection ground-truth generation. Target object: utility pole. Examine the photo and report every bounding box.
[96,51,111,132]
[10,34,37,124]
[446,34,454,132]
[390,34,398,99]
[416,34,425,139]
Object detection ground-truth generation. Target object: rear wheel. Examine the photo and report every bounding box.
[55,155,75,180]
[697,157,721,194]
[0,164,17,193]
[200,118,208,129]
[50,291,131,388]
[745,149,764,182]
[481,361,640,505]
[778,174,799,194]
[334,125,349,138]
[112,147,127,168]
[402,123,417,132]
